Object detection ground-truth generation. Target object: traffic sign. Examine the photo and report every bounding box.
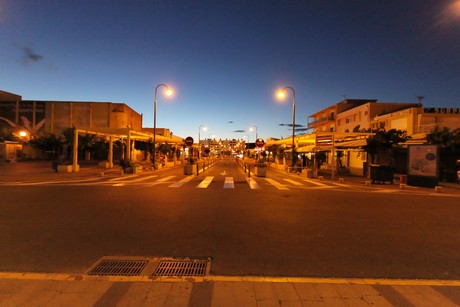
[255,138,265,148]
[185,136,194,146]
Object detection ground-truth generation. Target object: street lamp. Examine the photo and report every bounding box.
[198,125,207,159]
[276,86,296,168]
[249,125,258,142]
[198,125,207,144]
[153,83,173,168]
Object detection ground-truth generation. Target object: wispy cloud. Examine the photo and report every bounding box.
[279,123,305,128]
[15,44,44,66]
[14,44,57,71]
[233,129,245,133]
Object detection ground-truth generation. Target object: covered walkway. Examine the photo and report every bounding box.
[71,127,183,172]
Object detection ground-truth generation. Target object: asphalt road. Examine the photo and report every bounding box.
[1,158,459,280]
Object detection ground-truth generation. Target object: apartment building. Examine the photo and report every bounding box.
[372,107,460,134]
[308,99,422,133]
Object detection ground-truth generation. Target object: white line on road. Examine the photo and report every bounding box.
[223,177,234,189]
[264,178,289,190]
[169,176,195,188]
[302,178,328,186]
[122,174,159,183]
[283,179,304,186]
[246,178,261,189]
[155,176,176,183]
[197,176,214,188]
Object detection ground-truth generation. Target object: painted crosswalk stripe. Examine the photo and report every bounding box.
[125,175,159,183]
[197,176,214,188]
[113,175,168,187]
[246,178,261,189]
[223,177,234,189]
[169,176,195,188]
[155,176,176,183]
[264,178,289,190]
[302,178,328,186]
[283,179,303,186]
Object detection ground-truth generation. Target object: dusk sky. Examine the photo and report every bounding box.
[1,0,460,141]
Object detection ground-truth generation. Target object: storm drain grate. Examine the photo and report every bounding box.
[87,259,149,276]
[152,260,208,277]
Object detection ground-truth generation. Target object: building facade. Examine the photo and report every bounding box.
[0,90,143,139]
[307,99,423,133]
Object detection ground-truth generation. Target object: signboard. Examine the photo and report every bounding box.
[408,145,438,177]
[185,136,194,146]
[407,144,439,188]
[255,138,265,148]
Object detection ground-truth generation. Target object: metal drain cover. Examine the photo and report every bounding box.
[152,259,208,277]
[86,257,211,278]
[87,259,148,276]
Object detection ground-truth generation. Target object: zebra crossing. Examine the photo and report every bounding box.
[0,173,356,191]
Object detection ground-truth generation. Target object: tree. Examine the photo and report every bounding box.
[426,127,460,153]
[28,133,61,159]
[426,127,460,181]
[363,129,409,165]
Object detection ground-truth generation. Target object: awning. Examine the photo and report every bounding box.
[297,145,315,153]
[335,139,367,148]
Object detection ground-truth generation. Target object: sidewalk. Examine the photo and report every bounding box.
[1,273,459,306]
[266,163,460,196]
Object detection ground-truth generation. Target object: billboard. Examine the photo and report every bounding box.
[408,145,438,177]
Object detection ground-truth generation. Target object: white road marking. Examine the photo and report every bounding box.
[283,179,303,186]
[246,178,261,189]
[122,175,158,183]
[223,177,234,189]
[155,176,176,183]
[302,178,328,186]
[264,178,289,190]
[169,176,195,188]
[197,176,214,188]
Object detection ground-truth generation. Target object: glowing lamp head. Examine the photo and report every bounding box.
[164,88,173,96]
[19,131,28,137]
[277,90,286,100]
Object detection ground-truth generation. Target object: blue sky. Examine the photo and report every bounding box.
[1,0,460,141]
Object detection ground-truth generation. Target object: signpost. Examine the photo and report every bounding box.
[185,136,194,146]
[184,136,195,175]
[255,138,265,148]
[254,138,265,164]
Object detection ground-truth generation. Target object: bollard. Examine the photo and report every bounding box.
[120,170,124,176]
[319,176,324,181]
[435,186,442,193]
[365,181,371,186]
[399,183,406,190]
[339,178,344,183]
[100,172,105,177]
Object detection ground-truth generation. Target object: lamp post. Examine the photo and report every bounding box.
[153,83,172,168]
[198,125,207,159]
[276,86,296,168]
[249,125,258,142]
[198,125,207,145]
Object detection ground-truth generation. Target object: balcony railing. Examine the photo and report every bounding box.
[308,115,335,127]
